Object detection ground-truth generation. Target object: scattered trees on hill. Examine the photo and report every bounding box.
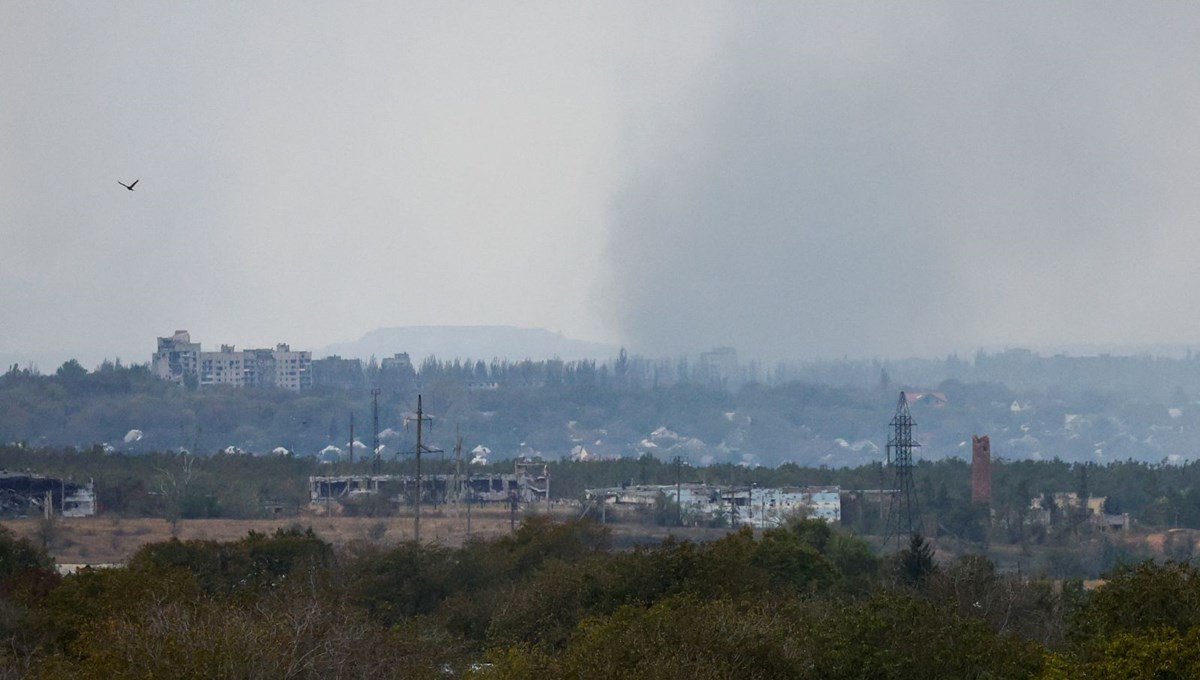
[8,352,1200,467]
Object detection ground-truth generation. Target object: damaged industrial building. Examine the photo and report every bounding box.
[309,459,549,514]
[583,484,842,528]
[0,471,96,518]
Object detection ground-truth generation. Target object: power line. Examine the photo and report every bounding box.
[401,394,442,543]
[883,391,921,549]
[371,388,381,475]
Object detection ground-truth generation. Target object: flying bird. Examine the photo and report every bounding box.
[118,179,139,191]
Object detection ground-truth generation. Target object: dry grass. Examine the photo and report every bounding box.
[1,504,733,565]
[1,506,572,564]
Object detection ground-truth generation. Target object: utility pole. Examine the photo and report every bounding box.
[436,448,446,509]
[878,460,885,523]
[453,425,463,506]
[511,491,520,534]
[371,388,381,475]
[348,413,355,465]
[760,491,765,530]
[674,455,683,527]
[745,480,753,527]
[413,395,425,541]
[404,395,442,543]
[454,425,471,537]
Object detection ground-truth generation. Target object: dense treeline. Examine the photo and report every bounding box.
[6,445,1200,527]
[3,515,1200,677]
[9,444,1200,531]
[8,446,1200,577]
[5,355,1200,467]
[346,346,1200,400]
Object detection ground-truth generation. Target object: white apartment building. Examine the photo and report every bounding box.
[266,344,311,391]
[153,331,312,391]
[200,345,247,387]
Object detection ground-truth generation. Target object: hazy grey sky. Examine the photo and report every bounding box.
[3,3,1199,368]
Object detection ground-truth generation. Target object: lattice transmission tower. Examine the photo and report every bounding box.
[883,391,921,549]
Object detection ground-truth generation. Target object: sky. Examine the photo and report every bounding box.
[3,2,1200,369]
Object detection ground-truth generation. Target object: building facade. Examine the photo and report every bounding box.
[152,331,312,391]
[311,355,365,389]
[697,347,739,386]
[153,330,201,384]
[585,483,842,527]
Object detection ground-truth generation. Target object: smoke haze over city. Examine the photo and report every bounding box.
[4,3,1200,367]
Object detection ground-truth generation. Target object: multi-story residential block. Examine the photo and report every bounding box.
[153,330,201,384]
[312,355,364,389]
[698,346,739,386]
[200,345,247,387]
[380,352,414,375]
[152,331,311,392]
[377,352,416,388]
[264,344,312,391]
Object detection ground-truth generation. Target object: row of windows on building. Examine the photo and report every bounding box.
[152,330,312,392]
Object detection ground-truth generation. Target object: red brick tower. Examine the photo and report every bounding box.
[971,435,992,504]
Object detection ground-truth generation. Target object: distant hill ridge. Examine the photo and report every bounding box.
[317,326,619,363]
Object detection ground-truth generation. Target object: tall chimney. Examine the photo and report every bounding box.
[971,435,992,504]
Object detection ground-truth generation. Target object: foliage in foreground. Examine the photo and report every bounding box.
[2,518,1200,677]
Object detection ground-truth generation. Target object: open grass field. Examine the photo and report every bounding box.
[1,506,562,565]
[2,509,1181,579]
[0,503,733,566]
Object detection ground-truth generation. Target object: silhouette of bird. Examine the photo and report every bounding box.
[118,179,139,191]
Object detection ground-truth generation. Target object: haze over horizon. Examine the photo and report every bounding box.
[5,3,1200,369]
